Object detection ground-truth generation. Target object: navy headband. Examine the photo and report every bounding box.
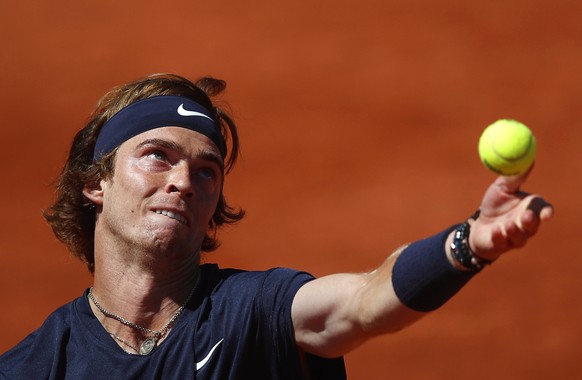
[93,95,226,161]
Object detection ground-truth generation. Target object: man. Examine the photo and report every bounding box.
[0,73,552,379]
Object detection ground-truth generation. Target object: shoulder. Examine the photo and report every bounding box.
[200,264,315,298]
[0,294,84,378]
[4,297,78,350]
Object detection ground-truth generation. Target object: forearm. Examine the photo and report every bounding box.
[350,246,425,335]
[293,258,424,358]
[294,223,484,357]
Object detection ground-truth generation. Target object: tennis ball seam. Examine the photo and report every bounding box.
[490,135,534,161]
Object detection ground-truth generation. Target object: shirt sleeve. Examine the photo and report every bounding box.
[256,268,346,380]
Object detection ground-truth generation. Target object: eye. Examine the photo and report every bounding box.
[147,150,168,161]
[197,167,217,181]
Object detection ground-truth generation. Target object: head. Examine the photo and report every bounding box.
[44,73,245,273]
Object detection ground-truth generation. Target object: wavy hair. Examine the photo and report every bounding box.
[43,73,245,273]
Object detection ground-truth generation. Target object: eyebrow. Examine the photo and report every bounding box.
[198,151,225,174]
[136,138,224,171]
[137,138,185,154]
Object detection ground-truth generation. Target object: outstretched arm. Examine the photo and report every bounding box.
[292,168,553,358]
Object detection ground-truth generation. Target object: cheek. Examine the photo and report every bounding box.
[199,191,221,223]
[200,192,220,218]
[118,163,159,197]
[194,175,222,202]
[101,179,154,218]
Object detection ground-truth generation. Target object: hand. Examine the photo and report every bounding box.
[469,166,553,262]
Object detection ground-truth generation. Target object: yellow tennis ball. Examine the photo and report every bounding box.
[478,119,536,176]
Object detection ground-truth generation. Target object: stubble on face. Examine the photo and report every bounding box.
[94,127,223,269]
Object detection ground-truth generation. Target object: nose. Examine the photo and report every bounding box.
[165,163,193,197]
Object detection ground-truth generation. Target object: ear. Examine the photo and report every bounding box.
[82,180,105,206]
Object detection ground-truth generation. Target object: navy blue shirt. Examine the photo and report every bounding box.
[0,264,346,379]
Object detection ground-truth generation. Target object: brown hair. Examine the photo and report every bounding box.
[43,73,245,273]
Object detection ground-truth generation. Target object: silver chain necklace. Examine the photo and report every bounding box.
[88,276,199,355]
[108,332,139,354]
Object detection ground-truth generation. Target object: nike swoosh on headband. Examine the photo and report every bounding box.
[195,338,224,371]
[93,95,226,160]
[177,104,214,120]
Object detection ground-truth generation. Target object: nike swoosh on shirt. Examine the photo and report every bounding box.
[195,338,224,371]
[177,104,214,120]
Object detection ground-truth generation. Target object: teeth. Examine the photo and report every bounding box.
[155,210,187,224]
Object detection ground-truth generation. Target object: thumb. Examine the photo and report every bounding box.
[495,163,534,194]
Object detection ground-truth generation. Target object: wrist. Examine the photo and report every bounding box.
[448,211,493,272]
[391,226,477,312]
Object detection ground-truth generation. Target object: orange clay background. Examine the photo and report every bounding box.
[1,1,581,378]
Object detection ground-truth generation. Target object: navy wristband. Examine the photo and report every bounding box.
[391,226,478,312]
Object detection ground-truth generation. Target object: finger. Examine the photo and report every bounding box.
[505,221,529,248]
[495,163,534,194]
[519,208,541,236]
[518,209,541,236]
[540,206,554,221]
[526,196,554,221]
[514,195,551,239]
[533,202,554,222]
[489,224,510,252]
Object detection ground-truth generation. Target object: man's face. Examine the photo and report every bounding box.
[94,126,224,259]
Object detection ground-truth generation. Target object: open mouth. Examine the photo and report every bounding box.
[155,210,188,225]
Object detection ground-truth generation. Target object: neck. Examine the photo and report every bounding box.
[88,216,206,353]
[89,259,200,354]
[90,217,203,314]
[91,255,200,324]
[89,238,201,352]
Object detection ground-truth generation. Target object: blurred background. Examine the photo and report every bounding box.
[1,0,581,378]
